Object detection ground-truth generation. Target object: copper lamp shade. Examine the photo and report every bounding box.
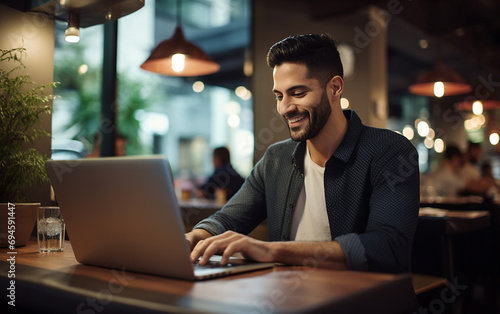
[455,85,500,111]
[409,61,472,97]
[455,99,500,111]
[140,26,220,77]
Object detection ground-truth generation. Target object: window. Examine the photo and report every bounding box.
[52,0,253,185]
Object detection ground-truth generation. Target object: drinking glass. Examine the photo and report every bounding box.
[37,206,65,252]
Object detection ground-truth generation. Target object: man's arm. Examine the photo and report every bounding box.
[351,133,420,273]
[190,230,348,270]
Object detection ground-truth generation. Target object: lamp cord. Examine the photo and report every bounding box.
[177,0,182,26]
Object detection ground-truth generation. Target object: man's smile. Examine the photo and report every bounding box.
[286,113,308,127]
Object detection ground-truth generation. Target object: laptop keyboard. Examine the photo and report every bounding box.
[193,260,233,269]
[193,257,254,269]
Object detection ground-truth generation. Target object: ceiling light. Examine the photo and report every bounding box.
[409,61,472,97]
[192,81,205,93]
[454,88,500,112]
[490,133,499,146]
[65,26,80,43]
[427,128,435,140]
[340,98,350,109]
[140,0,219,76]
[472,101,483,115]
[456,98,500,111]
[402,126,414,140]
[434,138,445,153]
[65,12,80,43]
[227,115,240,128]
[424,137,434,149]
[433,81,444,97]
[32,0,144,28]
[417,120,430,137]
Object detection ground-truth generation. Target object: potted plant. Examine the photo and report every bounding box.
[0,47,56,247]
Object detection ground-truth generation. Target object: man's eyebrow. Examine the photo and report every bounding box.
[272,85,309,94]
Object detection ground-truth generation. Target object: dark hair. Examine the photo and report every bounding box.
[213,147,230,164]
[444,145,462,160]
[266,33,343,87]
[94,131,127,143]
[116,133,127,141]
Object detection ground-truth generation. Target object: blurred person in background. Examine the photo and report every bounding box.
[197,147,245,202]
[460,141,482,181]
[86,131,127,158]
[426,144,494,197]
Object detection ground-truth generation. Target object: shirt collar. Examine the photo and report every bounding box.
[291,110,363,170]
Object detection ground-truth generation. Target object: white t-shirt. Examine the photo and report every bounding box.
[289,145,331,241]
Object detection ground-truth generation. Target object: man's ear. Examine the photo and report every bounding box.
[329,76,344,97]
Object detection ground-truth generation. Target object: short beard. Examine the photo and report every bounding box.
[285,92,332,142]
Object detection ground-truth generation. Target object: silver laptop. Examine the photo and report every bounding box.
[45,155,274,280]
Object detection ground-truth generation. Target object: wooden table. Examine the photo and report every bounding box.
[0,241,417,314]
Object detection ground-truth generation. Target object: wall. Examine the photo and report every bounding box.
[251,1,389,162]
[0,4,55,205]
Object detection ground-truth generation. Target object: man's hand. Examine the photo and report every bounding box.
[190,231,275,266]
[187,229,348,271]
[185,229,212,250]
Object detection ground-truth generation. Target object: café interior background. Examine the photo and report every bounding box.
[1,0,500,204]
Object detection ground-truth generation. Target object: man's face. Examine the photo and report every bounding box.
[115,138,126,156]
[272,63,331,142]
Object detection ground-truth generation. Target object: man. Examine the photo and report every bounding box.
[197,146,245,201]
[460,141,482,181]
[186,33,420,273]
[425,145,466,197]
[86,131,127,157]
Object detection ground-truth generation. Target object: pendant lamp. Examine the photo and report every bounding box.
[409,61,472,97]
[17,0,144,43]
[140,0,220,76]
[455,85,500,112]
[454,34,500,112]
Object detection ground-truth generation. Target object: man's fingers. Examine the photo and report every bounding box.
[191,236,227,264]
[199,240,224,265]
[191,231,244,265]
[220,239,248,264]
[190,239,209,263]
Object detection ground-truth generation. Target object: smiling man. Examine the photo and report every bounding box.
[186,33,420,273]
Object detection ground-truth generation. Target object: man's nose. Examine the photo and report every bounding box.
[278,96,296,117]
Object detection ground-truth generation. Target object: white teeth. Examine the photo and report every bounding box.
[289,116,305,123]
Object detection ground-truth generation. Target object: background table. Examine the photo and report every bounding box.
[1,242,417,314]
[413,207,494,314]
